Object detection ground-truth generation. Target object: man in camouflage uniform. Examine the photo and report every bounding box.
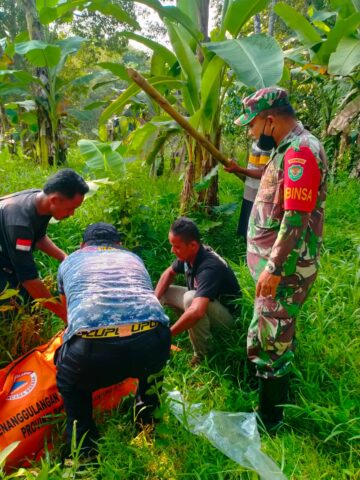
[235,87,327,430]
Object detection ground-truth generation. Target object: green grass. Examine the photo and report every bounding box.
[0,152,359,479]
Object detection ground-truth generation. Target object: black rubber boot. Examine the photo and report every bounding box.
[257,374,290,433]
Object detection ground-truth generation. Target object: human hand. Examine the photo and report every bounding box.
[224,159,241,174]
[256,270,281,298]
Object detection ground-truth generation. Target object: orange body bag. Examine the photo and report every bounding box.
[0,332,137,468]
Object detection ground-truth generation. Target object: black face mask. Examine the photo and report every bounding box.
[257,119,276,151]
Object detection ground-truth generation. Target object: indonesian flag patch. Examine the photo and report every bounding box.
[16,239,32,251]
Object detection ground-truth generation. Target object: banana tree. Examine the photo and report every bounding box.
[78,116,181,177]
[14,36,89,164]
[35,0,283,210]
[274,0,360,172]
[0,35,43,156]
[0,34,118,164]
[2,100,38,157]
[97,0,283,212]
[274,0,360,73]
[0,35,87,163]
[10,0,139,165]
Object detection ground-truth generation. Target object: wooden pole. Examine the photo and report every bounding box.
[127,68,244,178]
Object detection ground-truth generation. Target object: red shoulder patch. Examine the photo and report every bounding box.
[284,146,320,212]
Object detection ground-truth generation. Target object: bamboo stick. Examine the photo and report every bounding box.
[127,68,244,179]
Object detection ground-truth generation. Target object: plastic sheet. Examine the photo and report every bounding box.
[168,390,287,480]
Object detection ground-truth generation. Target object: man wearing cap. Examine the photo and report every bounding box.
[0,169,88,320]
[227,87,328,430]
[56,222,171,457]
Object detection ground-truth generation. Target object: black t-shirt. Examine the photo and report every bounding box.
[0,189,51,282]
[171,245,241,310]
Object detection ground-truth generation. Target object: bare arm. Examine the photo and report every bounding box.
[35,235,67,262]
[171,296,209,336]
[155,266,177,299]
[22,278,67,322]
[224,160,264,179]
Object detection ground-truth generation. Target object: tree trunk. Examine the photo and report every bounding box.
[180,132,219,213]
[150,146,165,177]
[180,138,196,213]
[195,0,209,64]
[197,148,218,208]
[329,133,340,176]
[19,0,64,165]
[254,14,261,34]
[197,0,210,42]
[0,103,12,153]
[188,0,218,212]
[268,0,277,37]
[175,142,186,173]
[198,127,221,208]
[302,0,312,15]
[350,137,360,178]
[157,150,165,177]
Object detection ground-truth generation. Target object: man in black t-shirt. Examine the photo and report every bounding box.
[155,217,241,364]
[0,169,88,320]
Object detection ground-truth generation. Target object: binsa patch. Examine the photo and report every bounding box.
[284,146,320,212]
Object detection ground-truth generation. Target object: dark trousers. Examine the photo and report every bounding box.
[56,324,171,450]
[0,267,29,304]
[237,198,254,240]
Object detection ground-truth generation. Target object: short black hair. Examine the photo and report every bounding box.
[83,222,121,246]
[43,169,89,198]
[170,217,201,243]
[259,104,296,119]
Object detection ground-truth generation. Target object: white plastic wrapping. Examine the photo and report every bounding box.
[168,390,287,480]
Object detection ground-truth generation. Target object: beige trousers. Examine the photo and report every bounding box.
[161,286,234,357]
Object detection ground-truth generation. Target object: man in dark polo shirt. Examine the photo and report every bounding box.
[155,217,241,365]
[0,169,88,320]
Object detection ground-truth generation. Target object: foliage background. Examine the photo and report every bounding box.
[0,150,359,479]
[0,0,359,477]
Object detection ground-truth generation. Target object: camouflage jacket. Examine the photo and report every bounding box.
[247,122,328,282]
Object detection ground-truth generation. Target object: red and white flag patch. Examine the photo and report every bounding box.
[16,239,32,251]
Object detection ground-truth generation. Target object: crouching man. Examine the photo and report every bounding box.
[155,217,241,366]
[55,222,171,458]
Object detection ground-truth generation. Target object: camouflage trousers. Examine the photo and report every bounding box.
[247,271,318,379]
